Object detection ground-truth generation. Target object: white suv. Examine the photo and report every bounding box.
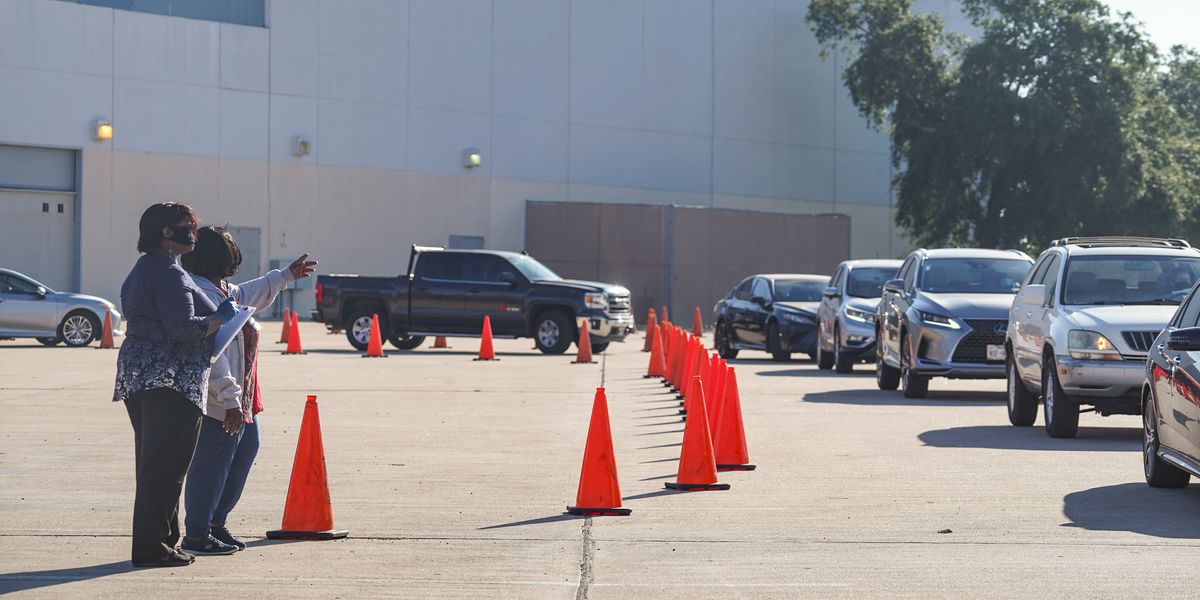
[1005,237,1200,438]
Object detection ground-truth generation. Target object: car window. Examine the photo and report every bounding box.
[415,253,466,281]
[901,258,918,289]
[1175,289,1200,327]
[462,255,514,283]
[1062,255,1200,305]
[831,266,845,289]
[734,279,753,300]
[1028,255,1052,285]
[847,267,899,298]
[775,279,826,301]
[918,258,1030,294]
[0,274,38,295]
[1040,255,1062,304]
[752,278,772,301]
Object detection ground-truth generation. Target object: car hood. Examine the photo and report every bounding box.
[844,297,881,312]
[776,301,820,314]
[1061,305,1177,330]
[52,291,113,307]
[534,279,630,296]
[917,293,1014,319]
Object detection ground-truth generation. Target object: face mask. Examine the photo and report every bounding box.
[166,225,195,246]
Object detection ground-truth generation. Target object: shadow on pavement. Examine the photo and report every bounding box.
[623,489,685,501]
[635,420,684,428]
[756,368,873,378]
[804,389,1005,407]
[639,457,679,464]
[639,473,677,481]
[0,560,135,594]
[638,442,682,450]
[1062,483,1200,538]
[919,425,1140,451]
[477,514,583,530]
[634,429,684,436]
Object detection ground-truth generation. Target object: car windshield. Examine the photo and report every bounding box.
[509,255,562,282]
[919,258,1031,294]
[1062,256,1200,305]
[847,267,898,298]
[774,280,826,302]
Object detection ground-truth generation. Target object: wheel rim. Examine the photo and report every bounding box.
[1044,370,1056,425]
[63,315,93,345]
[1144,402,1157,478]
[538,319,560,347]
[352,316,373,344]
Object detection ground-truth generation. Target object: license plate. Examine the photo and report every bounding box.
[986,344,1005,361]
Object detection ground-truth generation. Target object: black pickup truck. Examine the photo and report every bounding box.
[312,246,635,354]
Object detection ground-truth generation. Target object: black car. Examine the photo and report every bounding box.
[1142,289,1200,488]
[713,274,828,361]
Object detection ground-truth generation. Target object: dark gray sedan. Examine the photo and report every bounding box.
[0,268,122,347]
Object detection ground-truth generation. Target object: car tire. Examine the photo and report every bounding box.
[1144,392,1190,488]
[875,344,900,391]
[58,310,100,347]
[534,310,574,355]
[1006,353,1038,426]
[767,322,791,362]
[344,309,384,352]
[816,324,834,370]
[591,342,610,354]
[833,326,854,374]
[1042,357,1079,438]
[36,337,61,346]
[715,321,739,359]
[900,332,929,398]
[388,333,425,350]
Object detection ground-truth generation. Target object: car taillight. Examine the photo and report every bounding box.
[315,282,323,303]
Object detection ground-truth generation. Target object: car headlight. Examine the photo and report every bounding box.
[779,311,813,324]
[844,307,875,323]
[583,293,608,310]
[919,311,960,329]
[1068,329,1122,361]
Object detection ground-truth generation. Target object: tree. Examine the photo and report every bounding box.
[807,0,1200,252]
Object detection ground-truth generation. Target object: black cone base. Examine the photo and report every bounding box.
[265,528,349,540]
[717,464,757,472]
[473,357,500,361]
[361,354,389,358]
[572,360,596,364]
[280,351,307,355]
[678,409,687,415]
[664,482,730,491]
[566,506,632,516]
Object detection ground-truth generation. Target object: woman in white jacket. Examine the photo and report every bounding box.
[179,226,317,554]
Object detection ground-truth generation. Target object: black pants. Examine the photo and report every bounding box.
[125,388,202,562]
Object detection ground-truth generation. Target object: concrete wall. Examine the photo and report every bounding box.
[0,0,957,315]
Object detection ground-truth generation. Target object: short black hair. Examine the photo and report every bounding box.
[181,226,242,280]
[137,202,198,254]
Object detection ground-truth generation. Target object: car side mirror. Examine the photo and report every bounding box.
[36,286,47,298]
[750,296,769,307]
[1021,284,1045,306]
[1167,327,1200,352]
[822,286,840,299]
[883,279,905,294]
[498,271,519,287]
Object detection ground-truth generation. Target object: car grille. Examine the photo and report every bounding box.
[951,319,1008,364]
[1121,331,1159,353]
[608,295,631,314]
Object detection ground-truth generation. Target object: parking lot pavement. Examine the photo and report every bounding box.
[2,323,1200,598]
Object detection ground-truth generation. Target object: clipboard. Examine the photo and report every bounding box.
[211,306,255,364]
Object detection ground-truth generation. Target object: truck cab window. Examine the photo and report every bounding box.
[415,253,466,281]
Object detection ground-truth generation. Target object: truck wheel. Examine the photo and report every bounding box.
[1144,393,1190,488]
[534,310,574,355]
[388,333,425,350]
[715,320,739,359]
[344,310,385,352]
[767,322,790,361]
[1006,354,1038,426]
[59,310,100,347]
[590,342,610,354]
[1042,357,1079,438]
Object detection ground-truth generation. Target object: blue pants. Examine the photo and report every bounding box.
[184,414,260,539]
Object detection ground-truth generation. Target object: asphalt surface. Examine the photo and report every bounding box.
[2,323,1198,598]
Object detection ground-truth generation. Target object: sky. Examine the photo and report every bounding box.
[1102,0,1198,52]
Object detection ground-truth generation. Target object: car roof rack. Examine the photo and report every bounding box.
[1050,236,1191,249]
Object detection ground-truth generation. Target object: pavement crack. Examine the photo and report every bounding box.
[575,517,595,600]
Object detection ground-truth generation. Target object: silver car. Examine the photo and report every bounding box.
[816,259,902,373]
[0,268,123,347]
[1006,237,1200,438]
[876,248,1034,398]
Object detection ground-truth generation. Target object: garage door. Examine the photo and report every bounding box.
[0,145,78,292]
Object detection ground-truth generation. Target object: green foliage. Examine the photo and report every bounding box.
[806,0,1200,253]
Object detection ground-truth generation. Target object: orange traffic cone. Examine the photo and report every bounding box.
[707,356,726,434]
[666,376,729,491]
[266,395,349,540]
[715,368,755,471]
[362,314,387,358]
[566,388,631,516]
[282,312,305,355]
[96,308,115,349]
[693,306,703,337]
[661,305,669,323]
[475,315,498,361]
[644,326,666,378]
[677,338,697,400]
[684,347,713,416]
[573,320,595,364]
[433,336,451,349]
[277,307,291,344]
[642,309,656,351]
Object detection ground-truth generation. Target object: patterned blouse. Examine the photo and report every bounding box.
[112,254,217,411]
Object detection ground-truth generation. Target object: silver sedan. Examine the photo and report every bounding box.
[0,268,122,347]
